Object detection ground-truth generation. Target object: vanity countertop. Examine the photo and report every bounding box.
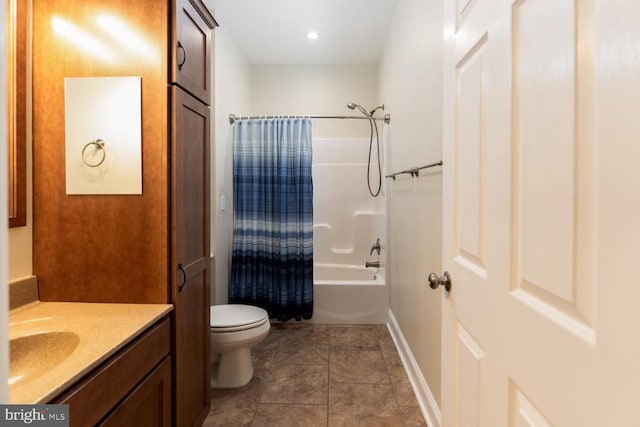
[9,301,173,404]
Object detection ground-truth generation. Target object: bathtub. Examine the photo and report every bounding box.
[310,138,388,324]
[310,263,388,324]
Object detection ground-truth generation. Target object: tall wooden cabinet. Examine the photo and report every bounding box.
[32,0,217,425]
[171,1,217,426]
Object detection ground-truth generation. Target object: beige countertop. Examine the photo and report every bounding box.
[9,301,173,404]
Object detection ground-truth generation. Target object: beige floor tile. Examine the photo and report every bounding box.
[260,364,329,404]
[209,375,264,426]
[376,324,391,336]
[277,344,329,365]
[399,406,428,427]
[328,413,406,426]
[387,363,411,384]
[330,325,381,351]
[252,348,278,374]
[328,383,401,423]
[202,415,253,427]
[329,351,390,384]
[252,404,328,427]
[392,380,420,407]
[279,324,330,348]
[380,340,402,364]
[377,326,397,349]
[205,324,427,427]
[253,328,282,351]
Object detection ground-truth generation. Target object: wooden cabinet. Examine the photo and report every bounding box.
[170,3,217,426]
[32,0,217,424]
[54,318,171,427]
[100,359,171,427]
[173,0,214,104]
[171,87,212,426]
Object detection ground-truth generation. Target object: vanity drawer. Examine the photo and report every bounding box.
[53,317,171,427]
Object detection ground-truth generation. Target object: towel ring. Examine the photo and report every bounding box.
[81,139,106,168]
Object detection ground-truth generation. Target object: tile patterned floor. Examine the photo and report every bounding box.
[205,323,428,427]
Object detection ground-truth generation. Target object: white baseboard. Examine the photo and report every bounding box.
[387,309,441,427]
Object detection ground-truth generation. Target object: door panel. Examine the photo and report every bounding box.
[455,33,488,277]
[511,0,596,329]
[511,386,552,427]
[454,324,486,427]
[512,0,576,302]
[172,86,211,427]
[443,0,640,426]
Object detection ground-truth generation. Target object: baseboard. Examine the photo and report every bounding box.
[387,309,441,427]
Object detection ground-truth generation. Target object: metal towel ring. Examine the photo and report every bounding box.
[81,139,106,168]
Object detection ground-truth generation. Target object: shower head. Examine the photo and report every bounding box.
[347,102,370,117]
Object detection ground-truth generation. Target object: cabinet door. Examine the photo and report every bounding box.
[100,358,171,427]
[55,319,171,427]
[172,0,216,104]
[172,86,211,427]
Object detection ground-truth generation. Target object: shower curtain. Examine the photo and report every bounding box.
[230,117,314,321]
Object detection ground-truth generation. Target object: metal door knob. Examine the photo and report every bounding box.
[428,271,452,292]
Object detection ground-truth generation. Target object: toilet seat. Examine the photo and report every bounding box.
[211,304,269,333]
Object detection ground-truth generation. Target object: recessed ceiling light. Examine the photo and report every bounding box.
[306,31,319,40]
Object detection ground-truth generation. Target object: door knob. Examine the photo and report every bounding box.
[428,271,452,292]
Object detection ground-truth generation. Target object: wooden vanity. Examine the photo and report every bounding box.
[53,317,171,427]
[8,285,172,426]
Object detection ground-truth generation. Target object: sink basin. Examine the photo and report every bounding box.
[9,331,80,387]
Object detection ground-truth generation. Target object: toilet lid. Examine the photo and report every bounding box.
[210,304,268,331]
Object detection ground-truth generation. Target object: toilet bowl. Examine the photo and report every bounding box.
[210,304,270,389]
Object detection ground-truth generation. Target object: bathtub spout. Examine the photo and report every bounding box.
[365,261,380,268]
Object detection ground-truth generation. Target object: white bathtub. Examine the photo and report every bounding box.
[310,263,388,324]
[310,138,388,324]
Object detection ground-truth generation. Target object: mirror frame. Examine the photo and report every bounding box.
[7,0,27,227]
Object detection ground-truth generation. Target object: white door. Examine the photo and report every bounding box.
[441,0,640,426]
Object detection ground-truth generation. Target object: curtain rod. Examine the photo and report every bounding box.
[228,113,391,125]
[386,161,443,180]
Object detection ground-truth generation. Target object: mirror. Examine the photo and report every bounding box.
[7,0,26,227]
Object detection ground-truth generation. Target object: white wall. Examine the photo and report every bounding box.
[212,19,253,305]
[8,200,32,281]
[251,64,378,139]
[1,0,10,403]
[313,138,384,266]
[378,0,444,409]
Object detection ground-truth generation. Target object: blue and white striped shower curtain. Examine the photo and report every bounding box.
[230,118,314,321]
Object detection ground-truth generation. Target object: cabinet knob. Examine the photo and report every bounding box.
[177,41,186,70]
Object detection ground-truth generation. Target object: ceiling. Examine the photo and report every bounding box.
[205,0,400,65]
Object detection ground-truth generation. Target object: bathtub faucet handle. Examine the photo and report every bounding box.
[370,238,381,256]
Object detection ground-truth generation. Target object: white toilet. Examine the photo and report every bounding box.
[210,304,270,389]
